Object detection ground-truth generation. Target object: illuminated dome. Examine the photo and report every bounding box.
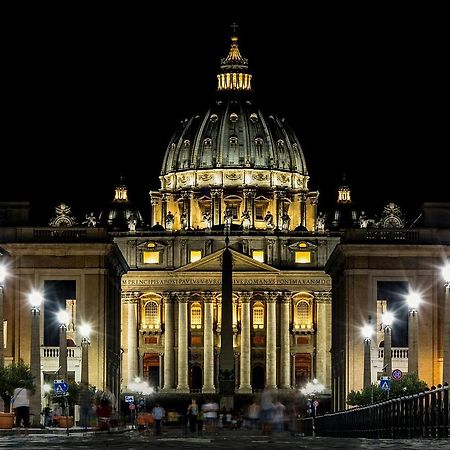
[151,34,317,233]
[160,35,308,191]
[100,179,144,231]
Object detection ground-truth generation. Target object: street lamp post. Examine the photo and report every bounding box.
[382,311,394,378]
[57,310,69,382]
[79,323,91,429]
[0,265,7,364]
[301,378,325,438]
[29,290,43,427]
[406,292,421,375]
[362,324,374,390]
[442,264,450,384]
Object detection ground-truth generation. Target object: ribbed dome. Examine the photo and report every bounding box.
[161,99,308,179]
[100,182,144,231]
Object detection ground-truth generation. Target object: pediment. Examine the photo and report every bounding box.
[174,248,279,273]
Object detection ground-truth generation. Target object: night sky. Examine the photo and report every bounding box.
[2,6,448,225]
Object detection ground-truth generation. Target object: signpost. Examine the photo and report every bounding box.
[53,379,70,435]
[392,369,403,381]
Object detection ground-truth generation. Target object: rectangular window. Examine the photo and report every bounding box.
[230,206,238,219]
[255,206,264,220]
[143,251,160,264]
[295,251,311,264]
[252,250,264,263]
[190,250,202,263]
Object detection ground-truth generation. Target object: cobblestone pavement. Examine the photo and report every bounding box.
[0,428,449,449]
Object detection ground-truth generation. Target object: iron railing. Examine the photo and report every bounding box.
[301,383,449,439]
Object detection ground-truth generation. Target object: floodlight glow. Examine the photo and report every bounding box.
[361,324,374,340]
[79,323,91,339]
[28,290,43,308]
[406,292,421,311]
[382,311,395,327]
[0,266,7,284]
[442,264,450,284]
[57,310,69,325]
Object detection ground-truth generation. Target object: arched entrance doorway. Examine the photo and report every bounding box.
[251,365,264,390]
[190,365,203,391]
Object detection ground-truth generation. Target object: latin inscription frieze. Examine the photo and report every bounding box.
[122,278,330,286]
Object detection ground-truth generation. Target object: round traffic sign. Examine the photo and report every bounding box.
[392,369,403,381]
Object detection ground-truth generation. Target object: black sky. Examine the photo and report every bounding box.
[2,6,448,225]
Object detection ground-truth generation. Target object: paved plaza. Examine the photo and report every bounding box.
[0,427,449,449]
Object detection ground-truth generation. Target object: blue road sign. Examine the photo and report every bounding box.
[380,378,391,391]
[54,379,69,394]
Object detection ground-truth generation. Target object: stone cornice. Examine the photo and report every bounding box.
[313,291,332,303]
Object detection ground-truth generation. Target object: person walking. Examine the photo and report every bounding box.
[187,399,198,434]
[12,386,30,431]
[152,403,165,435]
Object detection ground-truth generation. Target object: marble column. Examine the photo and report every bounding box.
[163,294,174,390]
[176,293,189,391]
[299,193,307,228]
[291,353,296,388]
[238,292,252,393]
[127,300,139,383]
[315,292,331,386]
[266,293,277,389]
[161,193,169,228]
[279,293,291,389]
[150,195,158,227]
[203,292,215,393]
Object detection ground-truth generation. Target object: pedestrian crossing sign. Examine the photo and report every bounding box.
[379,377,391,390]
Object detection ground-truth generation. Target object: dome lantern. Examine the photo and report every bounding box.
[217,34,252,91]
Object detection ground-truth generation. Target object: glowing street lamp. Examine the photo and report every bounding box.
[406,291,421,375]
[301,378,325,438]
[28,290,43,427]
[381,311,394,378]
[0,265,8,364]
[442,264,450,384]
[362,323,374,390]
[57,310,69,382]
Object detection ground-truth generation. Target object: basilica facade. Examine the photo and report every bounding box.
[1,34,449,419]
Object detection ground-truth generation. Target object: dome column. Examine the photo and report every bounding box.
[181,190,192,230]
[243,188,256,228]
[150,193,160,227]
[310,195,318,232]
[300,193,307,228]
[161,193,170,229]
[275,191,285,230]
[211,189,223,227]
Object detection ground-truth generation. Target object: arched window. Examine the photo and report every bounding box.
[229,136,238,145]
[203,138,212,146]
[295,300,312,330]
[144,301,159,329]
[252,301,264,329]
[191,302,202,329]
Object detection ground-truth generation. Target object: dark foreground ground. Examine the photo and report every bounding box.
[0,426,449,449]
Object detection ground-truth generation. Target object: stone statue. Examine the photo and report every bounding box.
[316,212,326,232]
[82,212,97,228]
[241,210,251,230]
[359,211,369,229]
[281,211,290,231]
[165,211,174,231]
[224,208,233,227]
[202,210,212,230]
[127,214,137,232]
[264,211,274,229]
[180,211,188,230]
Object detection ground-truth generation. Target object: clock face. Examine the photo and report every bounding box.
[384,216,401,228]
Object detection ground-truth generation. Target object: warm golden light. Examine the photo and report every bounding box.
[143,251,160,264]
[190,250,202,263]
[295,251,311,264]
[252,250,264,263]
[338,186,351,203]
[114,186,128,202]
